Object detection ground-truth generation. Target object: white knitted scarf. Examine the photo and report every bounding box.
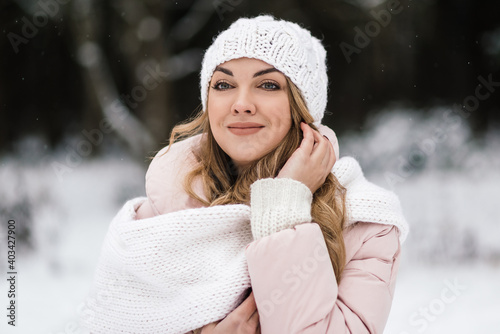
[81,157,408,334]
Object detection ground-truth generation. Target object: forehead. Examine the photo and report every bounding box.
[218,57,271,68]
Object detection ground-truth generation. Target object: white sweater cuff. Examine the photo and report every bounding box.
[250,178,313,240]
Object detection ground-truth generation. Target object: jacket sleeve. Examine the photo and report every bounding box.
[246,178,401,333]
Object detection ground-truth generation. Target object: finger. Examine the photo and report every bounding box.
[233,291,257,319]
[245,291,258,313]
[312,135,335,175]
[310,127,325,151]
[248,308,260,329]
[201,322,217,333]
[243,292,259,330]
[320,146,332,171]
[299,122,315,152]
[310,129,330,159]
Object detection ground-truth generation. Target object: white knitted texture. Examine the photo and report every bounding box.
[249,159,409,243]
[81,198,253,334]
[200,15,328,126]
[81,158,408,333]
[250,177,313,240]
[333,157,409,243]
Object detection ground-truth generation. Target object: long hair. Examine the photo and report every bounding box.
[164,77,346,284]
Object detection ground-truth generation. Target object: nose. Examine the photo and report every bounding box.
[231,89,256,115]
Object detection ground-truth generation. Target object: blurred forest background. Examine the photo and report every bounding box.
[1,0,500,333]
[1,0,499,156]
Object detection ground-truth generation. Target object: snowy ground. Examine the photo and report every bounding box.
[1,109,499,334]
[0,153,147,334]
[386,261,500,334]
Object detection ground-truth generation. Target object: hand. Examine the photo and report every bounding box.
[200,291,260,334]
[277,122,336,194]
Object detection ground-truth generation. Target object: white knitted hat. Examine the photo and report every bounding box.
[200,15,329,126]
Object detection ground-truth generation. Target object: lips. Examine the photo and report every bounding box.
[228,122,264,128]
[227,122,264,136]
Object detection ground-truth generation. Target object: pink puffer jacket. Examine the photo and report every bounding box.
[136,125,407,334]
[247,221,400,333]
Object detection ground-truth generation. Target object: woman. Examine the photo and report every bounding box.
[81,15,408,334]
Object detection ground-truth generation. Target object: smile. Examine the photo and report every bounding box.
[228,126,264,135]
[227,122,265,136]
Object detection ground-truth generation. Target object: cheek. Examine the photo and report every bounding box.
[207,94,229,120]
[207,99,221,128]
[271,97,292,126]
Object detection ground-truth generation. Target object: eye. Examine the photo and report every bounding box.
[260,81,280,90]
[212,81,232,90]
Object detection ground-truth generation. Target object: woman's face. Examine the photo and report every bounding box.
[207,57,292,173]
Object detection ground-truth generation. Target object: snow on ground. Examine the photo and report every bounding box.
[386,260,500,334]
[1,109,499,333]
[0,153,146,334]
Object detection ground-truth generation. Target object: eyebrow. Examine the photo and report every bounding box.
[214,66,233,76]
[214,66,279,78]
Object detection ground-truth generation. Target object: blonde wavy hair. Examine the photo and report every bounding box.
[163,77,347,289]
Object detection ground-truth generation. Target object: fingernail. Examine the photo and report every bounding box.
[323,135,329,140]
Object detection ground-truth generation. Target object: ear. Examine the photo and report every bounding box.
[317,124,340,160]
